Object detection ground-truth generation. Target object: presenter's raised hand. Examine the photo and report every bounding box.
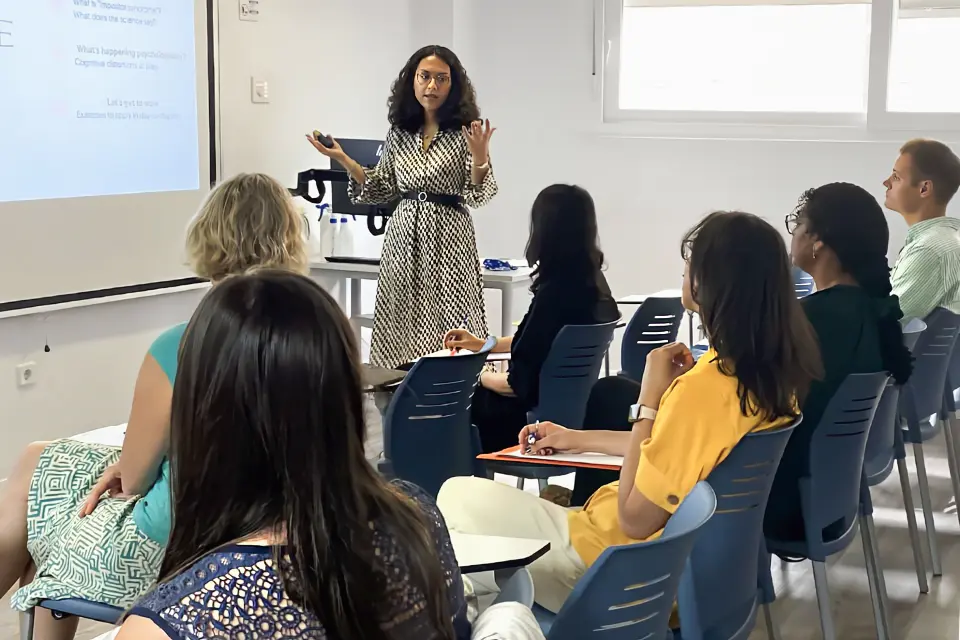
[305,132,346,161]
[462,119,496,164]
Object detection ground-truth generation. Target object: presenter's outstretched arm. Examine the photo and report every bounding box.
[305,134,366,185]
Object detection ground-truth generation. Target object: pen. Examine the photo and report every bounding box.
[450,315,469,355]
[525,420,539,454]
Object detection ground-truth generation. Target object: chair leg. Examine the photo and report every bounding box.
[943,417,960,530]
[897,456,929,593]
[860,514,891,640]
[538,478,548,493]
[866,514,893,638]
[811,561,836,640]
[763,602,783,640]
[912,442,943,577]
[20,608,35,640]
[515,476,524,490]
[604,348,611,377]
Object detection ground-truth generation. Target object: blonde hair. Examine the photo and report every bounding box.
[186,173,308,281]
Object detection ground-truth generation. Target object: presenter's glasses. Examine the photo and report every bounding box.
[416,70,451,87]
[784,211,803,235]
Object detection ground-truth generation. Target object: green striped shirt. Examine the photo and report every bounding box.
[891,216,960,321]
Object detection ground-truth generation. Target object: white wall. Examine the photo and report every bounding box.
[2,0,956,475]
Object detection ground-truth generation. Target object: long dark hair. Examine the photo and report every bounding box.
[682,211,823,421]
[159,270,454,640]
[524,184,609,295]
[387,45,480,133]
[796,183,913,384]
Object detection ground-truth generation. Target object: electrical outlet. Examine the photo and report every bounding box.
[16,362,37,387]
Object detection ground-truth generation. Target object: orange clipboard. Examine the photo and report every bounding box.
[477,445,623,471]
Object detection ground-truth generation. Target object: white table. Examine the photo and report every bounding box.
[617,289,684,305]
[310,261,533,341]
[450,532,550,573]
[71,424,126,447]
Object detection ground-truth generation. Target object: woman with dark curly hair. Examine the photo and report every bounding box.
[308,45,498,367]
[765,182,913,542]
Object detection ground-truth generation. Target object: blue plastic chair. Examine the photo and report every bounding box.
[763,373,890,640]
[22,600,123,640]
[792,267,815,298]
[491,567,536,609]
[530,482,716,640]
[940,311,960,521]
[619,297,685,382]
[378,336,496,498]
[899,308,960,578]
[863,319,928,595]
[484,320,619,490]
[674,418,800,640]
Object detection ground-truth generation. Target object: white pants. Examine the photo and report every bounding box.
[438,477,587,614]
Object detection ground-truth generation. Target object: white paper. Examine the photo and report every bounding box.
[502,450,623,467]
[418,349,510,362]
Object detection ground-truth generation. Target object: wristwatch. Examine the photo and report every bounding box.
[628,403,658,424]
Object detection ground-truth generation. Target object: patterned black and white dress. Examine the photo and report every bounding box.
[349,126,498,368]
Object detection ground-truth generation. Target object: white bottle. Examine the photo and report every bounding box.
[335,215,355,257]
[308,204,329,261]
[322,209,338,260]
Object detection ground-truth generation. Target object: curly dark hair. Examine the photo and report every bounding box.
[387,45,480,133]
[795,183,913,385]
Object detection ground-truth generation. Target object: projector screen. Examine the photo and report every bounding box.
[0,0,214,308]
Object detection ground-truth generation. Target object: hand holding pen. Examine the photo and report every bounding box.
[518,421,583,456]
[442,318,482,355]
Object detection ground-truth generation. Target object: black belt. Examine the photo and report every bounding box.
[401,191,464,208]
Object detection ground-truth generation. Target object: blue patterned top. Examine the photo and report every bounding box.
[131,323,187,545]
[129,482,470,639]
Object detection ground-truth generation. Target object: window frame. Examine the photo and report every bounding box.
[600,0,960,135]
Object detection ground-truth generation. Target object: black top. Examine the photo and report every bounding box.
[507,274,619,409]
[766,285,885,539]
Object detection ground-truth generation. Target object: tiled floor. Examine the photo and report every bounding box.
[5,421,960,639]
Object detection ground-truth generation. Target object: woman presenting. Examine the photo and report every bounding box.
[308,45,497,368]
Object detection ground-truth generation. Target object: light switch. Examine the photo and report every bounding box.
[239,0,260,21]
[251,77,269,104]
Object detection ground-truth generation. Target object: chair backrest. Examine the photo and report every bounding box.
[800,372,888,551]
[619,297,686,382]
[942,318,960,414]
[865,319,926,466]
[792,267,816,298]
[901,308,960,425]
[531,320,619,428]
[674,419,800,640]
[547,482,717,640]
[383,337,496,497]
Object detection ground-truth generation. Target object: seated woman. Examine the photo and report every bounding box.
[116,270,470,639]
[437,211,823,613]
[0,173,307,639]
[764,183,913,542]
[443,184,618,453]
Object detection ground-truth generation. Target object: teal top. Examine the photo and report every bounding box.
[131,322,187,545]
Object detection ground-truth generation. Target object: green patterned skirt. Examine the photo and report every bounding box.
[10,440,165,611]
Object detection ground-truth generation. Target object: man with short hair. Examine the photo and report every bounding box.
[885,138,960,321]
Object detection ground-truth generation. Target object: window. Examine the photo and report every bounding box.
[601,0,960,130]
[887,1,960,113]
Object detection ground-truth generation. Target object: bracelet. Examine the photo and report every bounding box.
[473,159,490,170]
